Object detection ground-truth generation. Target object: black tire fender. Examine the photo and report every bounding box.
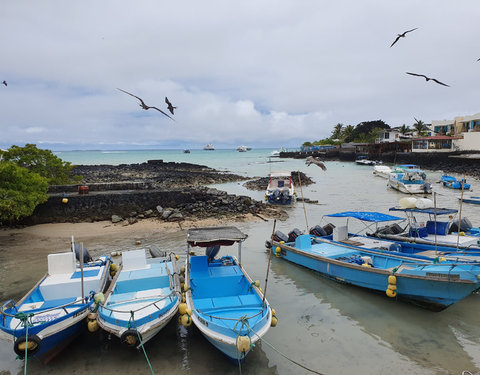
[14,334,42,357]
[120,329,141,347]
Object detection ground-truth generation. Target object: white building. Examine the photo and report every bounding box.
[431,112,480,151]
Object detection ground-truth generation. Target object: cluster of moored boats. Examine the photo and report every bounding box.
[268,198,480,311]
[0,227,275,365]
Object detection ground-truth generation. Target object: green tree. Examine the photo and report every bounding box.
[2,144,79,185]
[331,123,344,139]
[342,125,355,142]
[399,124,411,135]
[0,162,49,223]
[412,119,429,137]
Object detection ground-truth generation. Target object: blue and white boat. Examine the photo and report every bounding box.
[462,196,480,205]
[0,248,111,363]
[265,172,296,205]
[441,175,471,190]
[271,233,480,311]
[97,249,181,347]
[388,166,431,194]
[184,226,273,361]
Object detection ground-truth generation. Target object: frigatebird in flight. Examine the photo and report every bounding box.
[406,72,450,87]
[2,81,6,86]
[165,97,177,115]
[117,88,175,121]
[305,156,327,171]
[390,28,418,47]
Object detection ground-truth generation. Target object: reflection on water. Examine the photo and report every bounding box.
[1,159,480,374]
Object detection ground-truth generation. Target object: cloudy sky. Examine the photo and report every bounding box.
[1,1,479,150]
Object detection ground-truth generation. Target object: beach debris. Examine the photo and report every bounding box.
[117,88,175,121]
[406,72,450,87]
[390,28,418,47]
[165,97,177,115]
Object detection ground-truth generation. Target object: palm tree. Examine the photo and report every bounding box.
[413,119,429,137]
[331,123,343,139]
[399,124,411,135]
[342,125,355,141]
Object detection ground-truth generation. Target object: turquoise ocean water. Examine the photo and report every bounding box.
[1,148,480,375]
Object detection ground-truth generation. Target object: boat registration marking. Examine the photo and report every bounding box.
[426,272,460,280]
[198,316,209,327]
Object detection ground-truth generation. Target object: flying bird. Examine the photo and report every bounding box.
[390,28,418,47]
[406,72,450,87]
[165,97,177,115]
[2,81,6,86]
[305,156,327,171]
[117,88,175,121]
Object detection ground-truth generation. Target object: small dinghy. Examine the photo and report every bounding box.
[97,249,180,347]
[265,172,296,205]
[441,175,471,190]
[183,226,273,362]
[0,244,111,363]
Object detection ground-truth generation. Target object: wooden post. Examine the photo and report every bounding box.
[456,174,466,252]
[263,219,276,306]
[297,171,309,232]
[80,243,85,300]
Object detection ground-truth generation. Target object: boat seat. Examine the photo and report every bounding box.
[277,180,285,188]
[40,297,79,309]
[194,294,261,312]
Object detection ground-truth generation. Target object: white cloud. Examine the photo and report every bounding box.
[1,0,479,149]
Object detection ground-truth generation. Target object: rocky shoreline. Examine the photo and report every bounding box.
[24,160,290,225]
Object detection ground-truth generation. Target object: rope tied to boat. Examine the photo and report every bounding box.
[128,311,155,375]
[14,312,34,375]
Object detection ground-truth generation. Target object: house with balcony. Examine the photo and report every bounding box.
[411,135,462,152]
[431,112,480,151]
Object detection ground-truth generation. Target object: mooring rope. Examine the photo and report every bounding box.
[129,311,155,375]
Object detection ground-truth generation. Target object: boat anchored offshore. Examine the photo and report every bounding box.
[183,226,273,361]
[373,165,392,179]
[0,244,111,363]
[97,249,181,347]
[204,144,215,150]
[441,175,471,190]
[265,172,296,205]
[388,167,431,194]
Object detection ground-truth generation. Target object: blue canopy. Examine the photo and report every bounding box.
[325,211,403,222]
[389,207,458,215]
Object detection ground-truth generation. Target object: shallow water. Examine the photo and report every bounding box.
[1,151,480,374]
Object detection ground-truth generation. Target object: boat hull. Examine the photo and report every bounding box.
[273,237,480,311]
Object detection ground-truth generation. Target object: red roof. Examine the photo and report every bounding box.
[413,135,462,141]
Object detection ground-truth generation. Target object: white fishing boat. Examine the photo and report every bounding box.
[388,168,432,194]
[0,244,111,363]
[236,145,250,152]
[183,227,273,361]
[373,165,392,179]
[265,172,296,205]
[97,249,181,347]
[204,144,215,151]
[355,156,377,165]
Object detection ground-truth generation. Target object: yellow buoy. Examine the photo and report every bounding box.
[271,315,278,327]
[62,198,68,204]
[181,314,192,327]
[186,307,192,316]
[175,254,179,260]
[183,283,189,292]
[94,293,105,305]
[275,247,282,257]
[110,263,119,276]
[388,275,397,285]
[254,280,260,288]
[280,241,285,244]
[179,303,188,315]
[88,319,99,332]
[438,257,446,263]
[88,312,97,320]
[459,232,465,236]
[386,288,397,298]
[180,266,185,274]
[271,308,276,316]
[180,282,185,291]
[361,263,372,267]
[236,336,251,353]
[388,284,397,291]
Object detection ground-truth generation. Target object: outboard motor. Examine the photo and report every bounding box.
[281,190,290,204]
[206,245,221,261]
[389,243,402,252]
[449,218,473,233]
[322,223,335,236]
[74,243,93,263]
[266,230,289,248]
[288,228,303,242]
[423,182,432,194]
[309,225,327,237]
[272,189,282,202]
